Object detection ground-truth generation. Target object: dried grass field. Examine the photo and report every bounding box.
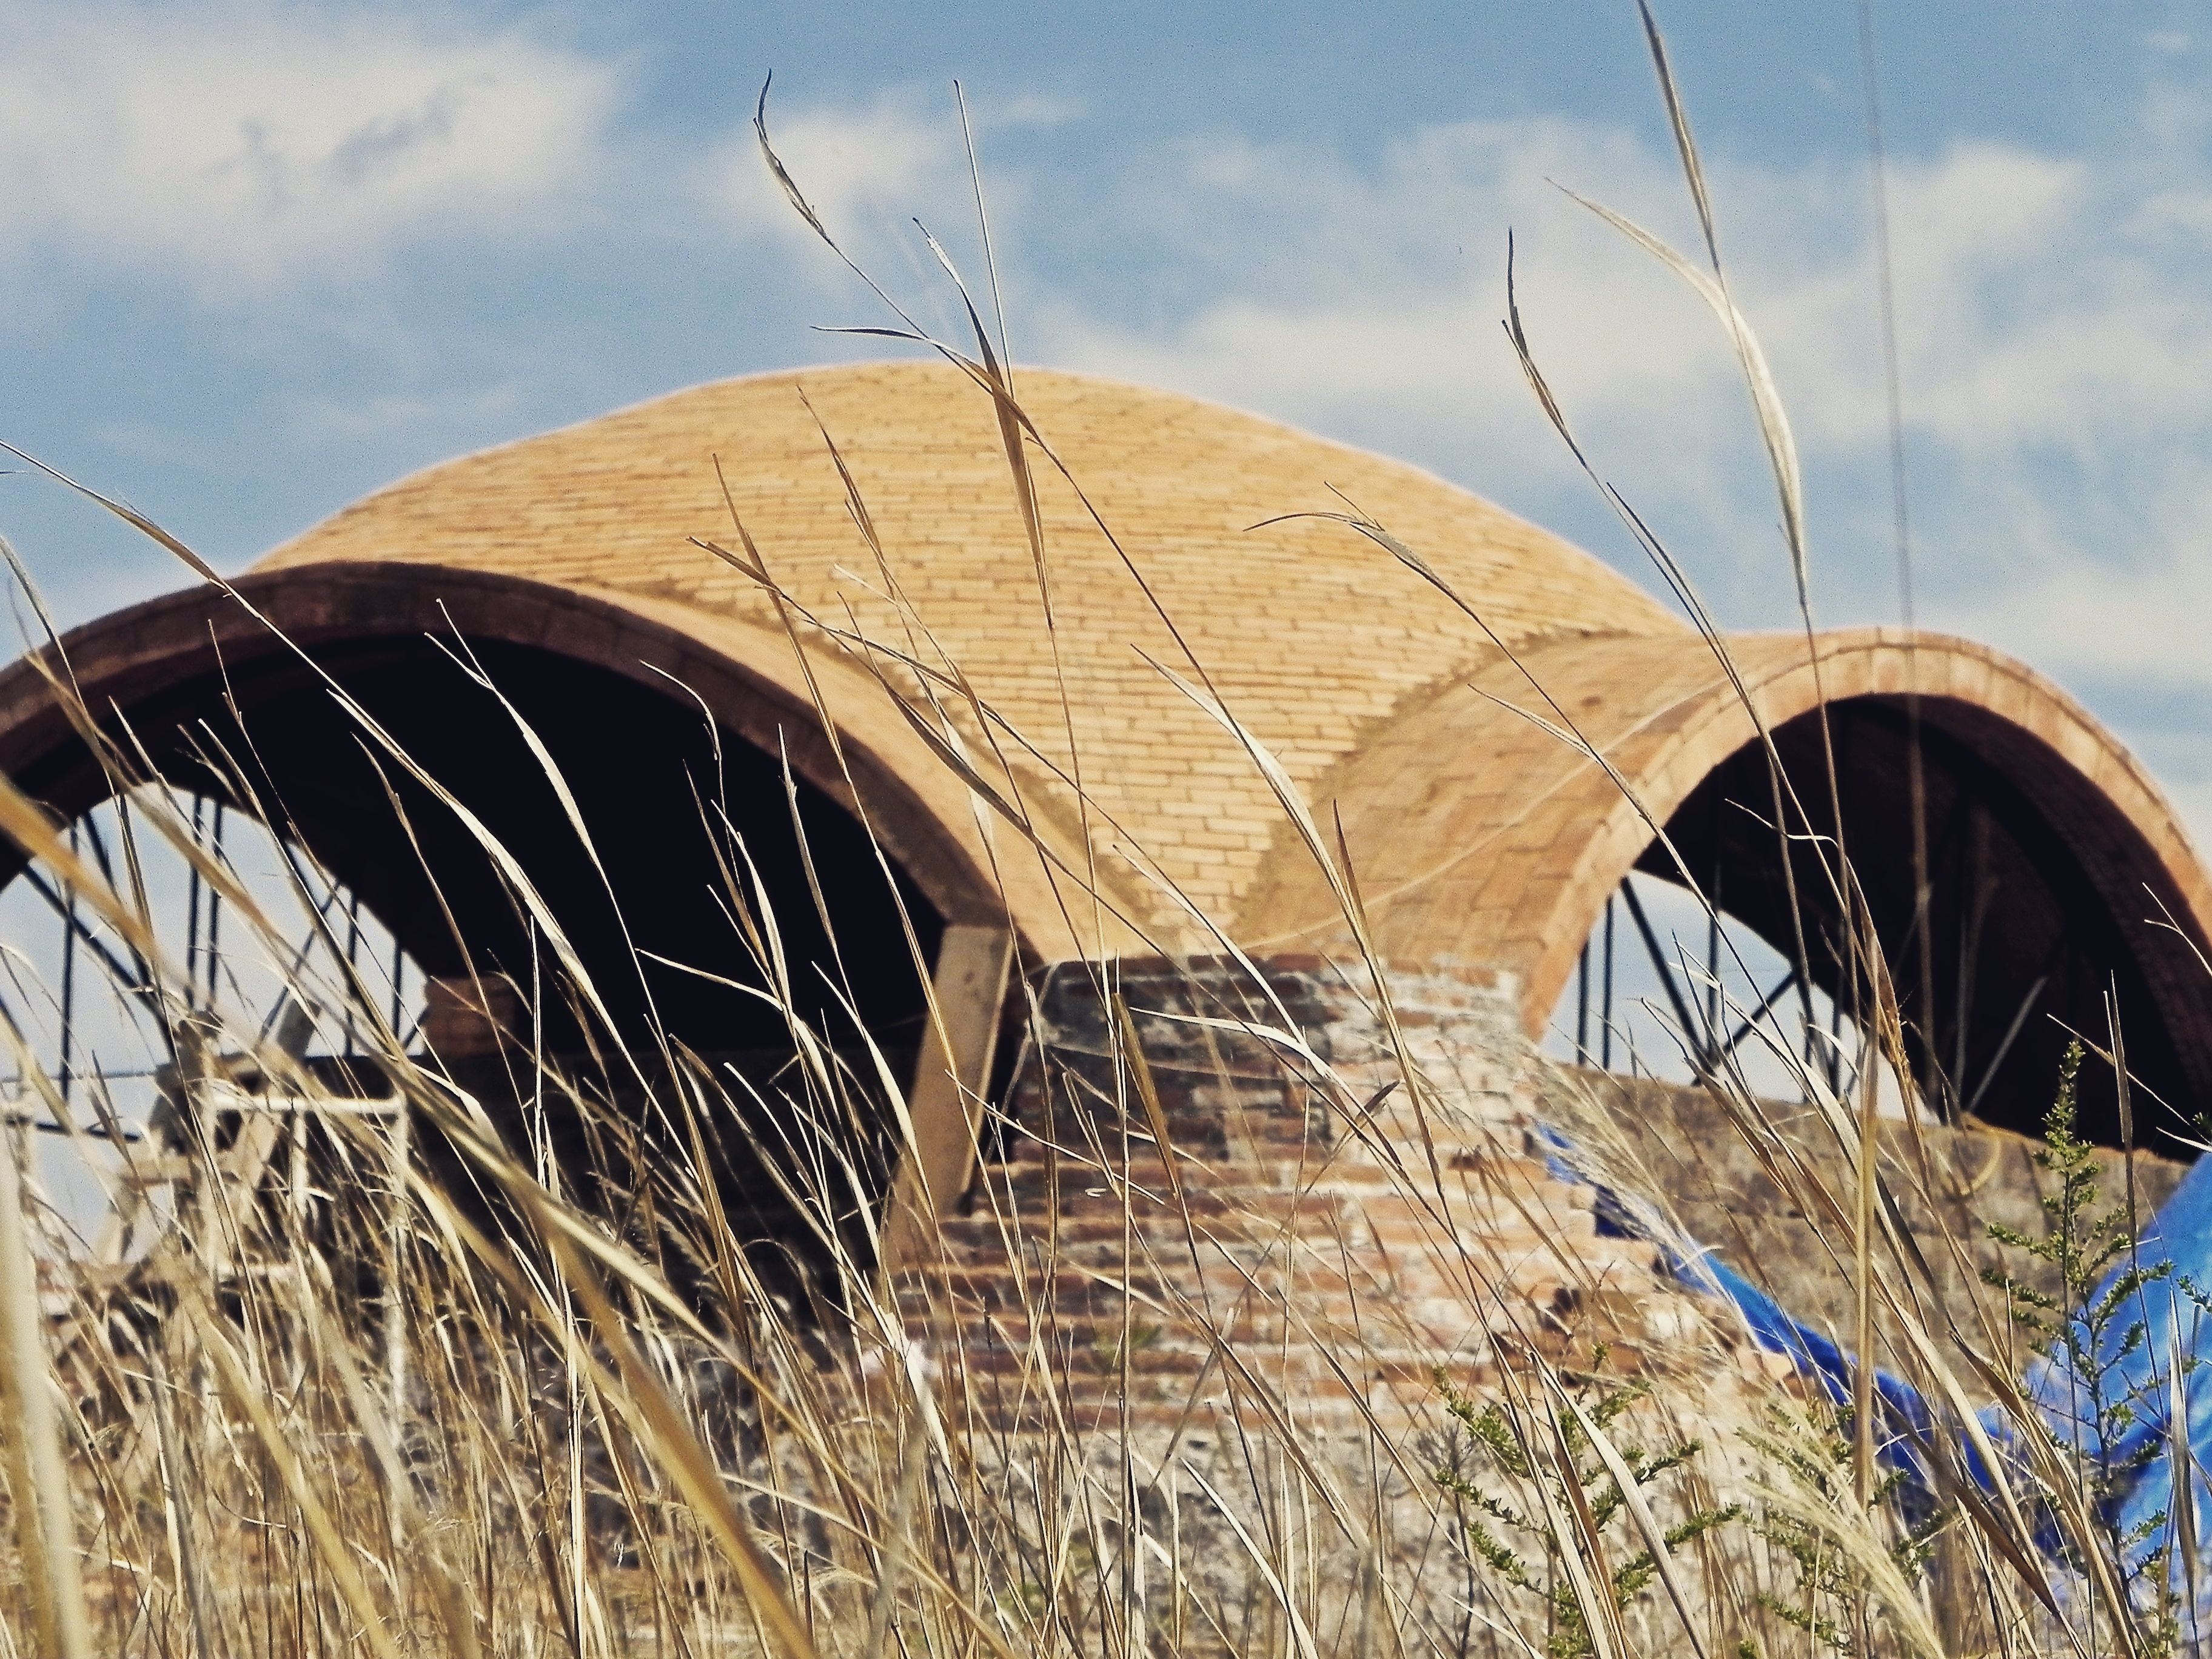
[0,15,2203,1658]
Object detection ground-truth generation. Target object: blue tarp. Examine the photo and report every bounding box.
[1535,1124,2212,1593]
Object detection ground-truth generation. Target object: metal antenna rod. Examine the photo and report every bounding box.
[1576,937,1591,1064]
[58,825,78,1105]
[1601,896,1617,1071]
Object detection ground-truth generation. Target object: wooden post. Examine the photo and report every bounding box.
[0,1111,90,1658]
[879,925,1014,1275]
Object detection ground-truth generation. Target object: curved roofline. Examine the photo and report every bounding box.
[259,360,1644,591]
[239,360,1681,940]
[0,560,1139,957]
[1539,628,2212,1026]
[1236,626,2212,1101]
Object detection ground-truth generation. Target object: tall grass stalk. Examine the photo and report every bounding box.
[0,15,2197,1657]
[0,363,2191,1659]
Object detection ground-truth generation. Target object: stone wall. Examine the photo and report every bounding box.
[901,952,2199,1423]
[873,953,2204,1658]
[881,955,1789,1658]
[900,955,1693,1441]
[1537,1064,2193,1382]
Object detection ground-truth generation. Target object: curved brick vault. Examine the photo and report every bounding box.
[1241,628,2212,1145]
[2,361,2207,1166]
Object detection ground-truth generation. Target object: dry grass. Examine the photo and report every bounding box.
[0,560,2174,1659]
[0,15,2199,1659]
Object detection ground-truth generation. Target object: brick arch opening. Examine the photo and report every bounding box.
[0,562,1018,1298]
[1237,631,2212,1150]
[1633,692,2196,1147]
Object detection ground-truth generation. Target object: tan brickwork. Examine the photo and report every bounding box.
[1236,628,2212,1075]
[237,364,2212,1061]
[904,956,1682,1436]
[252,362,1682,949]
[15,360,2211,1177]
[230,364,2212,1072]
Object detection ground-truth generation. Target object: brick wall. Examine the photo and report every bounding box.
[897,954,1680,1442]
[894,951,2199,1441]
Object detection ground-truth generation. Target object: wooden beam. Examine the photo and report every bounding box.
[879,924,1015,1274]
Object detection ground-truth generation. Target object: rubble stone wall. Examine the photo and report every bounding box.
[902,955,1689,1443]
[900,953,2199,1426]
[1538,1066,2193,1379]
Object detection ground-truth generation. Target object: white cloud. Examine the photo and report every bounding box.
[916,104,2212,840]
[0,1,618,283]
[1980,551,2212,687]
[996,113,2212,656]
[13,21,2209,836]
[1030,117,1816,608]
[981,93,1085,130]
[732,94,962,247]
[726,88,1056,350]
[729,81,1081,250]
[288,383,526,443]
[1033,121,2149,492]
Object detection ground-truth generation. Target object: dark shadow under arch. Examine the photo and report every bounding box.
[4,623,945,1069]
[1636,694,2196,1150]
[0,570,967,1309]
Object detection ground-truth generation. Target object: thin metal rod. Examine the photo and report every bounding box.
[205,800,224,1008]
[16,866,144,997]
[1963,974,2049,1121]
[1706,859,1722,1041]
[344,893,363,1056]
[1829,964,1846,1096]
[1601,897,1616,1071]
[390,937,406,1048]
[1576,938,1590,1063]
[76,809,119,888]
[1716,966,1801,1064]
[184,795,204,997]
[58,826,78,1105]
[76,808,155,995]
[1,1113,139,1142]
[1618,877,1706,1067]
[102,793,180,1071]
[70,805,146,1014]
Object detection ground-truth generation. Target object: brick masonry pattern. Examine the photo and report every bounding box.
[903,956,1677,1438]
[244,362,2212,1058]
[252,361,1683,947]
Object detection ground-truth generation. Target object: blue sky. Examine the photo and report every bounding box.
[5,1,2212,833]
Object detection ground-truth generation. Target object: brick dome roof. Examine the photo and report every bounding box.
[7,359,2211,1134]
[252,361,1684,953]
